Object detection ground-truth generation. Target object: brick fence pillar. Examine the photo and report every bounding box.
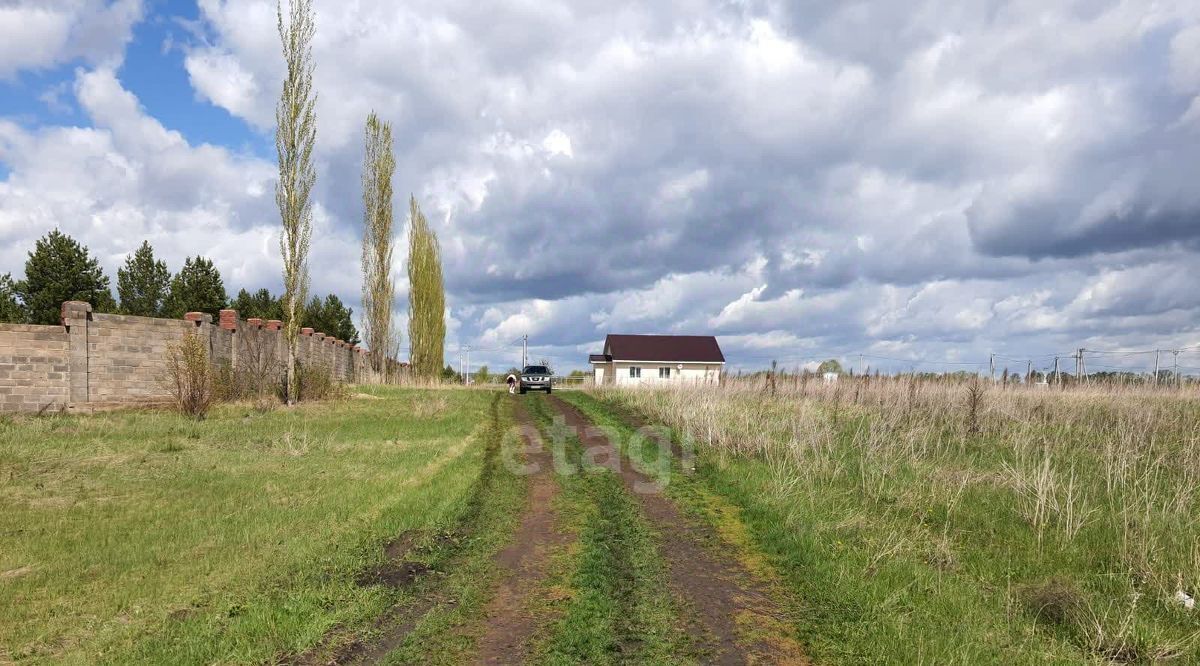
[218,309,238,368]
[183,312,212,325]
[183,313,214,360]
[61,301,92,408]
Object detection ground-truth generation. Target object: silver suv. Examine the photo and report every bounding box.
[519,366,552,394]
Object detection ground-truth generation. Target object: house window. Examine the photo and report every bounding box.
[659,367,671,378]
[629,366,641,378]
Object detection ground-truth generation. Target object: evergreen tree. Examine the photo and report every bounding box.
[0,273,27,323]
[15,230,116,324]
[407,197,445,378]
[164,257,228,319]
[304,294,359,344]
[117,240,171,317]
[230,288,284,320]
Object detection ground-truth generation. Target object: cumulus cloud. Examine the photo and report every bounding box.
[0,0,143,79]
[3,0,1200,373]
[0,67,279,291]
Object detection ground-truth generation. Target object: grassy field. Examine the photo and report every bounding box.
[584,380,1200,664]
[7,379,1199,664]
[0,387,517,665]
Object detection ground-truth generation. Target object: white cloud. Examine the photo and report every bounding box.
[183,50,264,124]
[0,0,143,79]
[4,0,1200,370]
[0,67,278,293]
[541,129,573,158]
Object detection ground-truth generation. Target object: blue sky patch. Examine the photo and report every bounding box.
[119,0,270,157]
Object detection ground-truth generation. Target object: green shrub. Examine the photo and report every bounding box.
[163,332,213,419]
[293,361,344,402]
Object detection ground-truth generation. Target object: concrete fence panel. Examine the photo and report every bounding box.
[0,301,383,413]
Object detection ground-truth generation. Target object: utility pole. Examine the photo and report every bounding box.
[1174,350,1180,390]
[1077,348,1086,383]
[1027,360,1033,384]
[465,345,471,385]
[1153,349,1161,386]
[990,354,995,383]
[522,335,528,370]
[1053,356,1060,385]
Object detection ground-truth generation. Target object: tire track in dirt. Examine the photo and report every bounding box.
[471,400,572,664]
[547,395,808,665]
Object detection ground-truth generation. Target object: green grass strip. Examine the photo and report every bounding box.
[522,394,694,665]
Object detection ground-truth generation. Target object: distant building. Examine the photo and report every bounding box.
[589,334,724,386]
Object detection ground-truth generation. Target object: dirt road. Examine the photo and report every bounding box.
[546,395,807,665]
[472,402,572,663]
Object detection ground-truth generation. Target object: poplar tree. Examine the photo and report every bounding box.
[117,240,171,316]
[406,197,445,378]
[360,111,396,376]
[275,0,316,402]
[16,229,116,324]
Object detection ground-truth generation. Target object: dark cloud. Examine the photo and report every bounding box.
[3,0,1200,373]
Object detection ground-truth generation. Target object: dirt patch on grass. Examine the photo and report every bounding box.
[471,400,573,664]
[548,396,808,665]
[355,559,431,589]
[350,532,433,589]
[1,565,35,581]
[286,530,438,666]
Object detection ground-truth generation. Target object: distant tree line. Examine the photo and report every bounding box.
[0,230,358,343]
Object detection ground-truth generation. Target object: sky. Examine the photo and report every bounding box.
[1,0,1199,376]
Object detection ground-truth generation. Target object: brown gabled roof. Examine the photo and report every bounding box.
[601,334,725,363]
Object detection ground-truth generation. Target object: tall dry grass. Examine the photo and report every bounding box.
[592,376,1200,659]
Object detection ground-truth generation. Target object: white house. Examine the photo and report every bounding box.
[589,334,724,386]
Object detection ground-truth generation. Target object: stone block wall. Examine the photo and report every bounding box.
[0,301,385,413]
[86,312,200,403]
[0,324,70,412]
